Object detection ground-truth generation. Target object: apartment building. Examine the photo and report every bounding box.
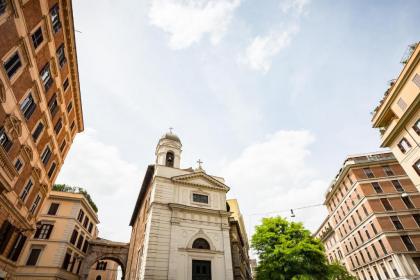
[227,199,252,280]
[0,0,83,278]
[87,260,118,280]
[14,190,98,279]
[372,42,420,190]
[316,151,420,280]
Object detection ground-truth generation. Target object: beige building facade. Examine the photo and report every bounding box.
[126,132,234,280]
[0,0,83,278]
[226,199,252,280]
[372,42,420,190]
[315,151,420,280]
[14,190,98,279]
[87,260,118,280]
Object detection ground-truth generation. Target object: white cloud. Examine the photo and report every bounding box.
[280,0,310,16]
[149,0,240,49]
[222,130,328,240]
[239,26,298,73]
[56,129,141,241]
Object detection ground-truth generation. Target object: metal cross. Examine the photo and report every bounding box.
[169,127,173,133]
[197,159,203,168]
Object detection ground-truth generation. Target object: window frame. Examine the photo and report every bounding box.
[413,159,420,176]
[20,92,36,120]
[32,121,45,143]
[397,137,412,154]
[363,168,374,178]
[192,193,209,204]
[14,157,24,173]
[26,247,42,266]
[3,49,23,81]
[413,119,420,136]
[40,63,53,91]
[31,26,44,50]
[48,202,60,215]
[40,145,52,165]
[20,178,33,202]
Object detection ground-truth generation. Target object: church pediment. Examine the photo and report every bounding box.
[171,171,230,192]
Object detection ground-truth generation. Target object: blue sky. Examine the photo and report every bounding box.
[57,0,420,243]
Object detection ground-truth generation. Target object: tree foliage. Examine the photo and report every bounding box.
[53,184,98,213]
[251,216,355,280]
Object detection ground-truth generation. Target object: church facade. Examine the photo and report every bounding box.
[126,132,234,280]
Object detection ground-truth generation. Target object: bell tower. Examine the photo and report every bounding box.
[155,129,182,168]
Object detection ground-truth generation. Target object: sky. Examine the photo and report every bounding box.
[57,0,420,246]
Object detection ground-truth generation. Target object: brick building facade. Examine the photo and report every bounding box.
[315,152,420,280]
[0,0,82,278]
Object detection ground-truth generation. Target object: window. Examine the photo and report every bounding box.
[48,203,59,215]
[82,239,88,253]
[373,266,381,280]
[397,97,407,111]
[76,235,84,249]
[26,248,42,265]
[14,158,23,172]
[391,180,404,192]
[88,222,93,234]
[372,244,379,258]
[165,151,174,167]
[413,214,420,227]
[50,4,61,33]
[96,261,107,270]
[402,196,415,209]
[57,44,66,67]
[70,121,75,131]
[383,165,394,176]
[378,239,387,255]
[413,119,420,136]
[372,182,383,193]
[357,231,363,243]
[354,254,360,266]
[48,94,58,116]
[54,119,62,134]
[20,179,33,201]
[397,138,412,153]
[362,204,369,216]
[63,78,69,91]
[414,159,420,176]
[371,223,378,235]
[60,140,66,152]
[30,194,42,214]
[83,216,89,228]
[40,63,53,91]
[3,51,22,79]
[7,233,26,262]
[390,216,403,229]
[363,168,374,178]
[380,198,393,211]
[48,162,56,178]
[192,238,210,249]
[34,224,54,239]
[31,27,44,49]
[66,102,73,113]
[389,260,399,277]
[193,193,208,204]
[0,126,13,152]
[401,235,416,251]
[40,146,52,165]
[380,263,390,279]
[77,210,85,222]
[0,221,14,254]
[0,0,7,15]
[70,229,78,245]
[62,251,71,270]
[32,122,44,142]
[20,93,36,120]
[365,229,370,239]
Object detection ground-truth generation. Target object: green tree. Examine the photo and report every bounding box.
[53,184,98,213]
[251,216,329,280]
[327,262,356,280]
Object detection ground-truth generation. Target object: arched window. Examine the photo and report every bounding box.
[166,151,174,167]
[192,238,210,250]
[96,276,102,280]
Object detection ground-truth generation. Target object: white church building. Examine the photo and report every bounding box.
[125,131,234,280]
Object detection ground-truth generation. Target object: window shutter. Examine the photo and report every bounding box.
[46,225,54,239]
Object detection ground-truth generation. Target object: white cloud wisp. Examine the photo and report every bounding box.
[149,0,240,49]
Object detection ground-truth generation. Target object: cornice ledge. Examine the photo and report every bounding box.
[168,203,230,216]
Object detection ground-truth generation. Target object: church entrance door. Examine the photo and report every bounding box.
[192,260,211,280]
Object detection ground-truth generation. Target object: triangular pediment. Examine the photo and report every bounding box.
[171,171,230,192]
